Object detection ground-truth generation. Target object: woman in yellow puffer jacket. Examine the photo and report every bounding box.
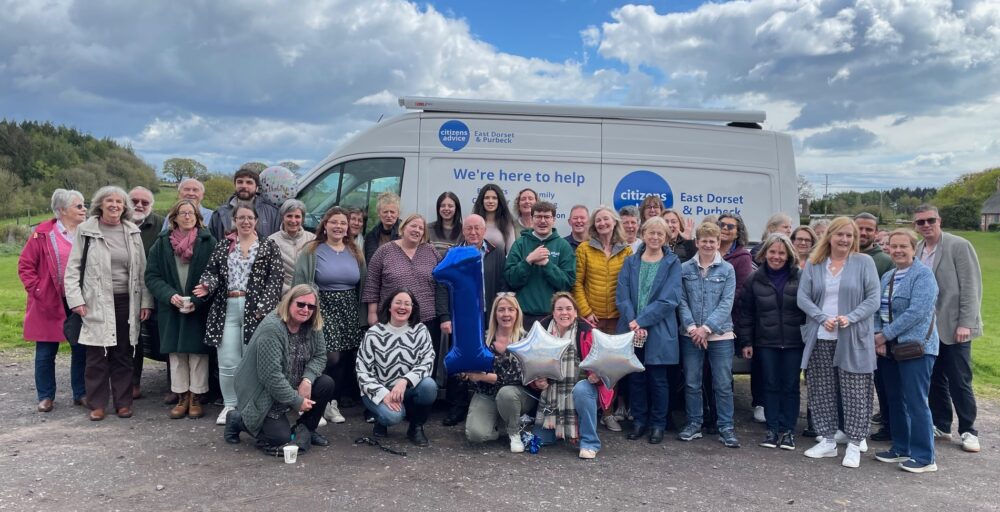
[572,205,633,430]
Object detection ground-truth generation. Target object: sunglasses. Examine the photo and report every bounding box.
[914,218,938,226]
[718,222,737,230]
[496,292,516,298]
[131,199,151,206]
[294,301,317,311]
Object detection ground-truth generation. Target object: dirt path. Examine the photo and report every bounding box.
[1,353,998,511]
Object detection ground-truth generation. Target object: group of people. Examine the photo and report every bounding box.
[20,169,983,472]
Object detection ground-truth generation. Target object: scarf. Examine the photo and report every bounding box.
[538,320,580,441]
[765,264,790,297]
[169,228,197,263]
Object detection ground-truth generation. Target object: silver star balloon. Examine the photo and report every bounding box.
[580,329,644,388]
[507,322,572,384]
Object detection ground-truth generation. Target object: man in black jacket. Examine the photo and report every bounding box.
[128,186,166,400]
[208,166,280,240]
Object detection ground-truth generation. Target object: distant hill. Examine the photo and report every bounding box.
[0,120,158,217]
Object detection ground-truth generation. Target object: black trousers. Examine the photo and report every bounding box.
[85,294,134,411]
[874,355,892,432]
[258,374,336,446]
[929,341,978,436]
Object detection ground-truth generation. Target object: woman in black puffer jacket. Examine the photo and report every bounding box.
[737,233,806,451]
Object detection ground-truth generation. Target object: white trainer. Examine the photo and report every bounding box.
[324,401,346,424]
[933,426,950,439]
[961,432,981,453]
[318,416,328,427]
[753,406,766,423]
[216,406,234,426]
[831,430,867,452]
[509,434,525,453]
[804,438,838,458]
[842,442,862,468]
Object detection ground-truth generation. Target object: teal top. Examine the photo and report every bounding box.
[637,259,662,313]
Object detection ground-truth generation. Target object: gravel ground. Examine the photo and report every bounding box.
[1,352,998,512]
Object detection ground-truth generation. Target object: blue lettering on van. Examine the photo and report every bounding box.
[439,120,470,151]
[613,170,673,211]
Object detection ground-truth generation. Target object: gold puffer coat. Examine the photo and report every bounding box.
[572,239,632,320]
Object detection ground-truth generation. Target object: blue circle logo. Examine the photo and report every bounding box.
[613,170,673,211]
[439,120,469,151]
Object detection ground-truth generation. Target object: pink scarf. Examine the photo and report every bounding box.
[169,228,197,263]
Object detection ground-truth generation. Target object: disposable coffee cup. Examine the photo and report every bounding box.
[283,445,298,464]
[180,296,193,313]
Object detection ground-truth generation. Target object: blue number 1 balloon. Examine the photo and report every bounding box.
[432,246,494,374]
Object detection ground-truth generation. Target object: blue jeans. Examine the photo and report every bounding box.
[630,363,670,429]
[34,342,86,401]
[882,354,937,465]
[531,380,601,452]
[218,297,245,408]
[362,377,437,427]
[757,346,803,433]
[681,337,734,430]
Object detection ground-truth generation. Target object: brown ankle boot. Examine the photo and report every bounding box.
[169,392,190,419]
[188,393,204,419]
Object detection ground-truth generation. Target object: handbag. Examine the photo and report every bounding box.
[885,270,933,361]
[63,237,90,346]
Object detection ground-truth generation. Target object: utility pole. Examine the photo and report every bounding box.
[824,174,830,215]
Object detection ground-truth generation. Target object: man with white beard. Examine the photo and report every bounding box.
[128,186,167,400]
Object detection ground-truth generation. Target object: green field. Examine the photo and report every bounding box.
[1,231,998,395]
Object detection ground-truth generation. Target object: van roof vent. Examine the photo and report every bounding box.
[399,96,765,125]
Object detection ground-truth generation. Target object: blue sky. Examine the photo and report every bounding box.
[1,0,998,192]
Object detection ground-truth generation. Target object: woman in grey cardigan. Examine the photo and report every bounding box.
[798,217,880,468]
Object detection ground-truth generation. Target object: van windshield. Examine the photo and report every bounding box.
[298,157,404,231]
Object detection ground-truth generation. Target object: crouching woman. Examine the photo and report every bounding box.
[224,284,335,454]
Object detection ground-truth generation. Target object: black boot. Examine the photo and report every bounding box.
[627,424,647,440]
[648,427,665,444]
[224,410,244,444]
[407,423,429,447]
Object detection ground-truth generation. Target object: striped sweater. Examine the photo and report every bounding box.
[356,322,436,405]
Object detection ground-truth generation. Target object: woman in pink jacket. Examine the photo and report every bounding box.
[18,189,89,412]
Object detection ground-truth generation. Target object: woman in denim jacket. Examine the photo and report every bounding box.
[677,222,739,448]
[873,229,940,474]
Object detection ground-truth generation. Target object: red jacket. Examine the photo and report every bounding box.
[18,219,68,342]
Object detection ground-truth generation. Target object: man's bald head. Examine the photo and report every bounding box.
[463,214,486,247]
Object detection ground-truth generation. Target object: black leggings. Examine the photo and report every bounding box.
[258,374,336,446]
[324,349,358,402]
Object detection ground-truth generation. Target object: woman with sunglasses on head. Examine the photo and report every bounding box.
[357,289,438,446]
[223,284,336,454]
[293,207,366,425]
[473,184,516,254]
[145,200,217,419]
[194,204,284,426]
[428,191,464,253]
[20,189,89,413]
[462,294,535,452]
[798,217,880,468]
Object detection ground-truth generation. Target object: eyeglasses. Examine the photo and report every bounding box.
[71,204,87,210]
[532,214,553,221]
[718,222,737,231]
[131,199,151,206]
[235,216,256,222]
[793,237,814,244]
[914,218,938,226]
[176,212,196,217]
[294,301,317,311]
[391,300,413,307]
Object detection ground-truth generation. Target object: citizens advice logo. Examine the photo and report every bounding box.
[613,170,673,210]
[439,120,470,151]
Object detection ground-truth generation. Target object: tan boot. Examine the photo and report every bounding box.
[169,392,190,419]
[188,393,204,419]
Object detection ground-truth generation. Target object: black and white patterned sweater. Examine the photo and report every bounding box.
[355,322,435,405]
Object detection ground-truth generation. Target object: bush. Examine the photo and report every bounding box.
[203,178,232,210]
[989,223,999,232]
[1,225,31,247]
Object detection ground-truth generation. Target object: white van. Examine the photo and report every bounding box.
[296,97,798,237]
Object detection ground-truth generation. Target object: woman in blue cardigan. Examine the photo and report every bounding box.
[616,216,681,444]
[873,229,940,474]
[798,217,880,468]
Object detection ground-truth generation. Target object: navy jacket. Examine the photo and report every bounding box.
[616,246,682,365]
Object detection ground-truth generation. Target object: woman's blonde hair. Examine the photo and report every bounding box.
[398,213,429,244]
[754,233,798,269]
[485,294,525,344]
[808,216,859,265]
[586,205,626,247]
[887,228,919,250]
[277,283,324,331]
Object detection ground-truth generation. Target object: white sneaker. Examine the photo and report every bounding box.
[753,406,766,423]
[578,448,597,459]
[961,432,981,453]
[318,416,328,427]
[804,439,838,458]
[832,430,867,452]
[842,442,862,468]
[509,434,525,453]
[216,406,234,426]
[933,426,950,439]
[324,401,346,424]
[602,415,622,432]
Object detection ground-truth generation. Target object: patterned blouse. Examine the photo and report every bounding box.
[473,339,524,397]
[227,239,259,292]
[267,327,312,419]
[362,242,440,323]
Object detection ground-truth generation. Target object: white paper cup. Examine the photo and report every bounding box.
[180,296,193,313]
[283,445,298,464]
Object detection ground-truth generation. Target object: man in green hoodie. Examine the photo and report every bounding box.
[504,201,576,329]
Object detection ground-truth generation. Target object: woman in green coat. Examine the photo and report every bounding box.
[145,200,216,419]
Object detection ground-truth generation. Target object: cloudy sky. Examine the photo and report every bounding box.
[2,0,998,191]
